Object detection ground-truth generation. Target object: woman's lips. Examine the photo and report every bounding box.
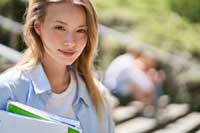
[58,49,75,57]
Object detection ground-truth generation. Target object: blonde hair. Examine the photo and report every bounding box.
[18,0,103,117]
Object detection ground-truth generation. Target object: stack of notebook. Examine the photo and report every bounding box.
[0,101,82,133]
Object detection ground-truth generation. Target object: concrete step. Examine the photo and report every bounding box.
[156,103,190,125]
[153,112,200,133]
[113,101,144,124]
[116,117,157,133]
[195,129,200,133]
[115,103,190,133]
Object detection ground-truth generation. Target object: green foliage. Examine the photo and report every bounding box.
[0,27,10,46]
[169,0,200,22]
[0,0,26,51]
[95,36,127,69]
[94,0,200,58]
[0,0,26,22]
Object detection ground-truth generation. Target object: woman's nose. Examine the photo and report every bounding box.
[63,33,75,46]
[63,41,74,46]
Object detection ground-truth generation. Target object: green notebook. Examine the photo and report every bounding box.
[7,101,82,133]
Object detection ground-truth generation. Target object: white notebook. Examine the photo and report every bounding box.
[0,110,81,133]
[6,101,81,128]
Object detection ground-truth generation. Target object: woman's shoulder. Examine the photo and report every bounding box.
[0,67,32,109]
[0,67,31,97]
[0,67,30,85]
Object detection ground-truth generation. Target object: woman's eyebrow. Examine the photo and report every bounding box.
[53,20,87,28]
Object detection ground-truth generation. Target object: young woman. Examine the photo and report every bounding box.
[0,0,115,132]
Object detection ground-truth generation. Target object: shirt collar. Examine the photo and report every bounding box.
[70,68,91,107]
[24,64,91,107]
[25,64,51,94]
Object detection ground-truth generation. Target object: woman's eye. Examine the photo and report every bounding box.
[54,26,65,31]
[77,29,87,34]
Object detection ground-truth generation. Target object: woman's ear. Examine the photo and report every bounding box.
[34,20,41,35]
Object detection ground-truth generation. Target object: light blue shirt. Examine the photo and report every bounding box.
[0,64,115,133]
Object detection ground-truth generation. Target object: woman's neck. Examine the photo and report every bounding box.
[41,55,70,94]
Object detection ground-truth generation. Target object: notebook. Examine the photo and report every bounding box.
[0,101,82,133]
[0,110,81,133]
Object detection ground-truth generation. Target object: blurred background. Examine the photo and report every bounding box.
[0,0,200,132]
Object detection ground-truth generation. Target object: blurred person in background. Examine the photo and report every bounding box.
[103,49,165,109]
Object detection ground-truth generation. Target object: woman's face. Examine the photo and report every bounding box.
[37,2,88,65]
